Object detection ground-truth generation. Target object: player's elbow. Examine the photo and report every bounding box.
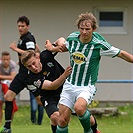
[42,81,57,90]
[48,85,57,90]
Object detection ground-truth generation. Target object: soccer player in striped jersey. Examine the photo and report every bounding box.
[45,12,133,133]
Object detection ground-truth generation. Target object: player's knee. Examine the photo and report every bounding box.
[4,92,15,101]
[4,95,12,101]
[50,112,59,125]
[74,105,85,116]
[58,113,70,127]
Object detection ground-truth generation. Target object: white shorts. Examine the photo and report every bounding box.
[0,80,11,101]
[1,80,11,87]
[59,80,97,111]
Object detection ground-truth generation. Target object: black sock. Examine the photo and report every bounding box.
[51,125,57,133]
[91,116,97,133]
[4,101,13,129]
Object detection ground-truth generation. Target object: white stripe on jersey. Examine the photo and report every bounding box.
[74,42,83,85]
[68,32,79,38]
[93,37,111,49]
[81,44,94,85]
[69,41,80,83]
[100,46,120,57]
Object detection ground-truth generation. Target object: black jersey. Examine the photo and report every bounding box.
[17,31,36,76]
[40,50,65,97]
[28,50,65,98]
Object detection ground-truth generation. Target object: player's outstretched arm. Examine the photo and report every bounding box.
[117,50,133,63]
[45,37,68,52]
[42,66,72,90]
[10,42,40,55]
[10,41,25,54]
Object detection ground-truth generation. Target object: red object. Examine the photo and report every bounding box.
[1,83,18,113]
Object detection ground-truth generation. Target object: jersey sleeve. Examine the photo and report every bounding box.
[26,41,35,49]
[25,33,36,50]
[100,46,120,57]
[27,85,40,97]
[93,32,120,58]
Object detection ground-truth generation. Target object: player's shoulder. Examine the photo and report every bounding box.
[26,31,35,40]
[67,31,80,41]
[26,31,34,37]
[40,50,53,57]
[93,32,106,40]
[40,50,54,61]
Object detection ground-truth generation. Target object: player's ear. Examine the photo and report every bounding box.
[27,25,30,30]
[36,55,40,62]
[35,52,40,58]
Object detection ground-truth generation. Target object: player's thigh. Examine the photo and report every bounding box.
[9,74,26,95]
[44,99,58,118]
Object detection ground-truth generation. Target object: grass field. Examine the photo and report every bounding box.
[1,104,133,133]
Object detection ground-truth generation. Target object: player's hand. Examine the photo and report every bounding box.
[54,37,66,46]
[35,96,43,106]
[45,40,52,50]
[45,40,64,52]
[9,41,17,51]
[63,66,72,78]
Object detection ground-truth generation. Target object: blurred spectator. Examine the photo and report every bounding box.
[0,51,18,123]
[29,92,44,125]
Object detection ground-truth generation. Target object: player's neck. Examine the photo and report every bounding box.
[79,35,92,44]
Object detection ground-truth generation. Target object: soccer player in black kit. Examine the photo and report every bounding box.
[21,50,72,133]
[39,50,65,133]
[21,50,66,133]
[0,16,38,133]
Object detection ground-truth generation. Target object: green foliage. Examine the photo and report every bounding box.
[88,100,99,108]
[1,104,133,133]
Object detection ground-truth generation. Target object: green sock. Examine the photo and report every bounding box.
[56,125,68,133]
[78,109,91,132]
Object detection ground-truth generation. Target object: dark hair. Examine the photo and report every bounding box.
[1,51,10,56]
[17,16,30,26]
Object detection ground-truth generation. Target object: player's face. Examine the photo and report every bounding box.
[17,22,29,36]
[79,20,94,43]
[1,55,10,68]
[25,56,42,73]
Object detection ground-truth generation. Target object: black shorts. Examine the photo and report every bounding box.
[9,73,29,95]
[41,96,59,118]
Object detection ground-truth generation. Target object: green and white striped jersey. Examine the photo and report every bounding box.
[66,31,120,86]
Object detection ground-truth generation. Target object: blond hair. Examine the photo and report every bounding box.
[21,50,36,66]
[76,12,98,30]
